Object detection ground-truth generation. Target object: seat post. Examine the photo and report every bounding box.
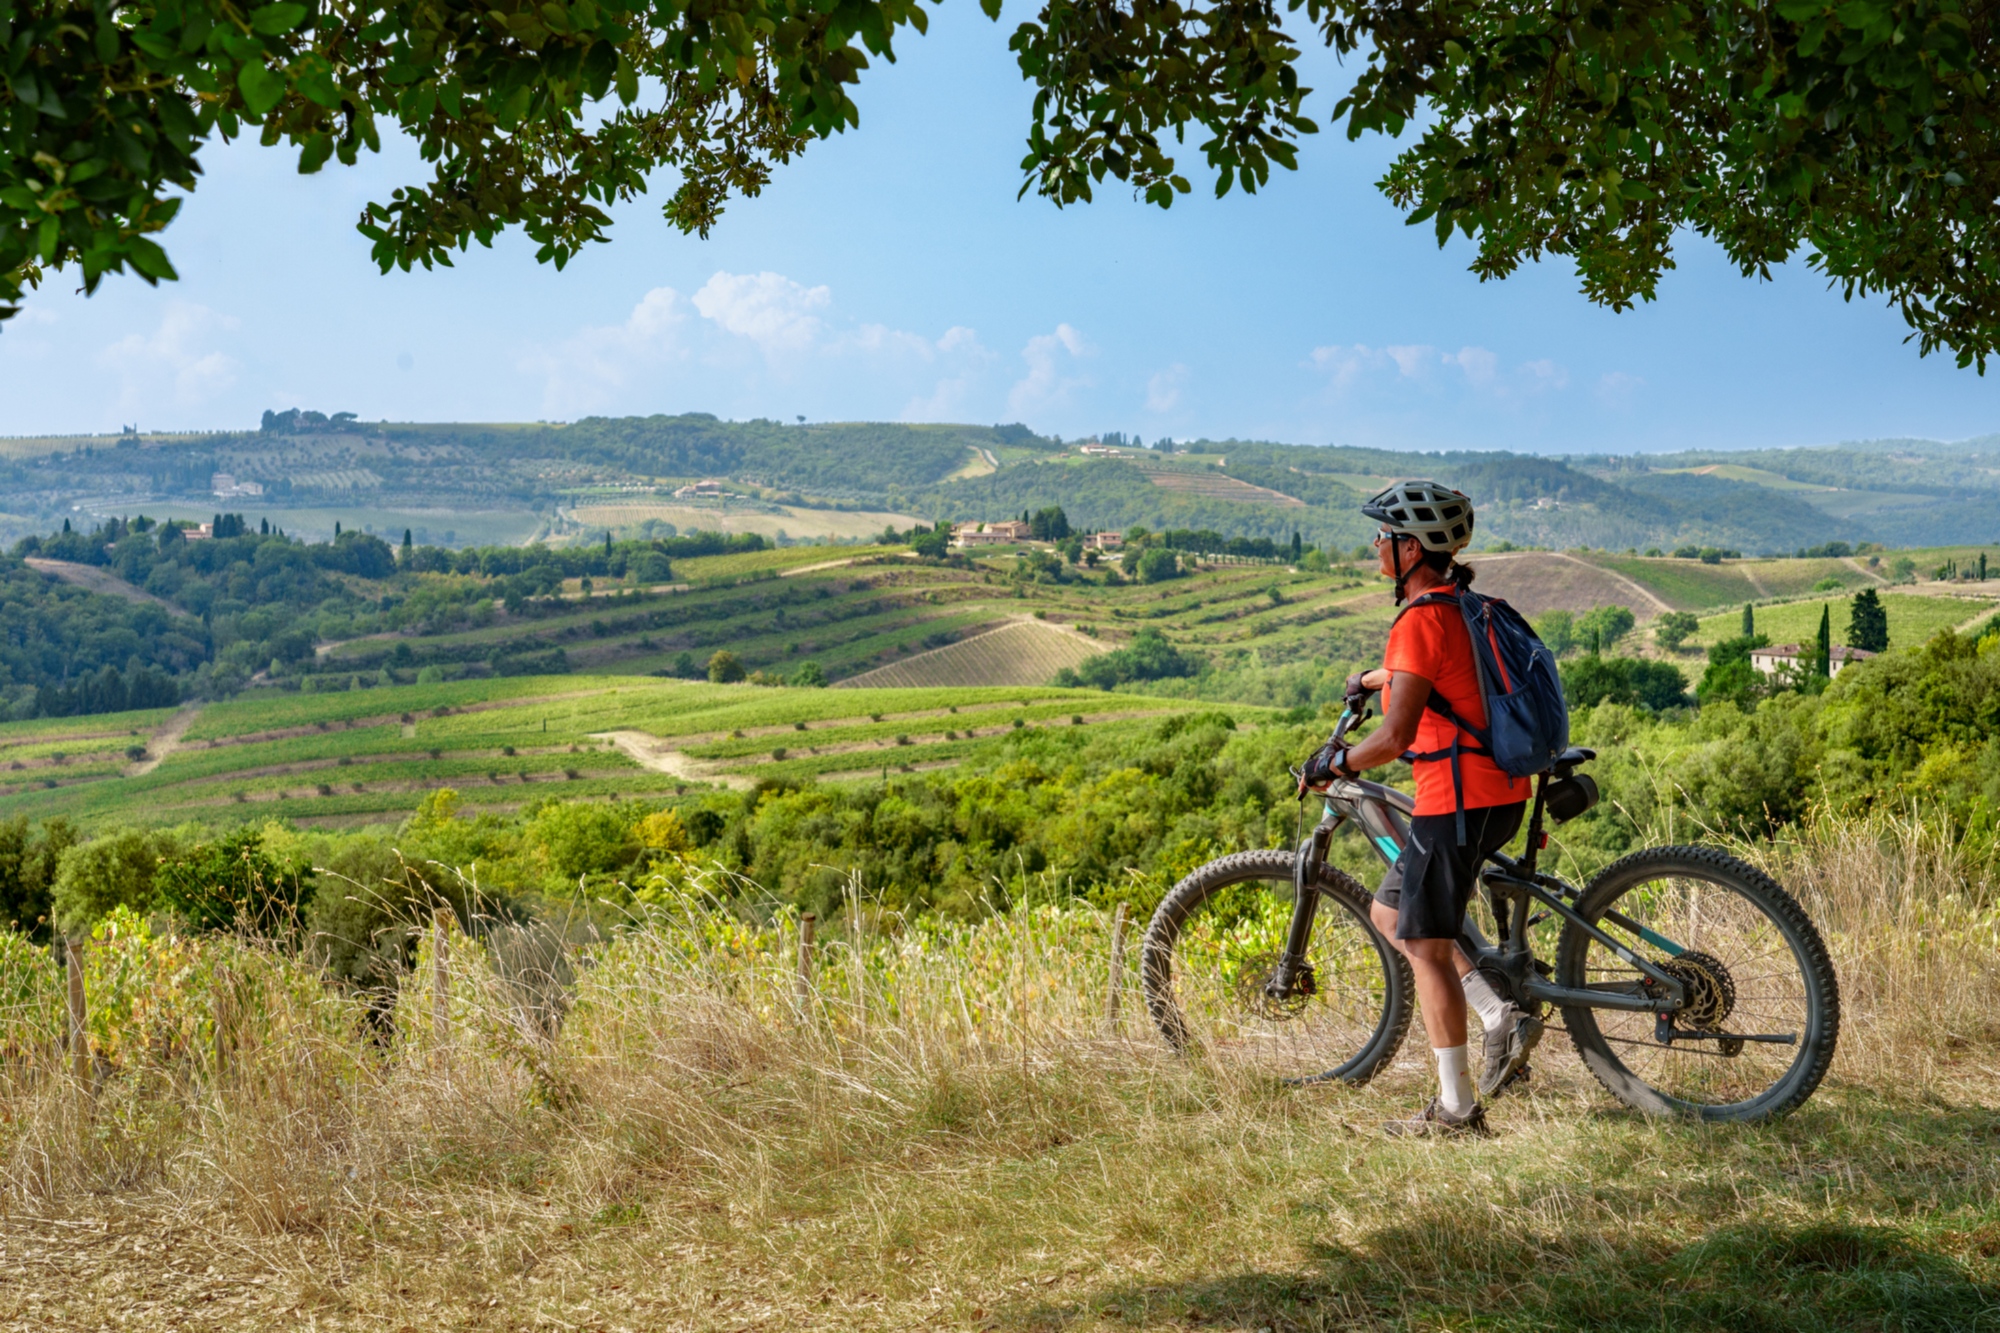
[1519,772,1550,878]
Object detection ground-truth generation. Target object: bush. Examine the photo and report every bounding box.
[1135,548,1180,584]
[1576,604,1636,652]
[1533,609,1577,656]
[154,829,314,934]
[1561,656,1689,711]
[707,650,746,684]
[1654,611,1700,651]
[51,829,174,933]
[1054,628,1203,689]
[790,660,827,687]
[1697,635,1768,709]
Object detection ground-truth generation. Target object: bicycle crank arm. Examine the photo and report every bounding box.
[1520,979,1675,1014]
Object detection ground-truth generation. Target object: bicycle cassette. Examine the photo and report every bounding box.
[1660,950,1737,1030]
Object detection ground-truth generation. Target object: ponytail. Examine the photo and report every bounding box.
[1419,549,1475,588]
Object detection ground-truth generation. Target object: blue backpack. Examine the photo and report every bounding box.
[1399,587,1570,842]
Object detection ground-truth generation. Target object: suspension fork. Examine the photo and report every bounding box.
[1271,819,1336,995]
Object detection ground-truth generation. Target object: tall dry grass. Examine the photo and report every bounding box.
[0,811,1994,1239]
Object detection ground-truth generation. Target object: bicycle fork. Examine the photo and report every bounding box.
[1268,820,1335,1001]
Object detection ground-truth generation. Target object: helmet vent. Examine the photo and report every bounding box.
[1412,506,1436,521]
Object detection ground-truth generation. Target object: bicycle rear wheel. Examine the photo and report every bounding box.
[1557,845,1839,1121]
[1142,850,1413,1085]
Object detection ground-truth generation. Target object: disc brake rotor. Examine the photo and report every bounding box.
[1660,949,1737,1030]
[1233,952,1312,1021]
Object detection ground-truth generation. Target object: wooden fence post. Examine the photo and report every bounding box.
[1105,902,1129,1028]
[795,912,816,1011]
[213,967,233,1078]
[432,908,451,1045]
[64,935,88,1082]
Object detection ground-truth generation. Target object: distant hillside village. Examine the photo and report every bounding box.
[951,520,1122,551]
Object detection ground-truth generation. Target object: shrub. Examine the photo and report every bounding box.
[1654,611,1700,651]
[52,829,174,933]
[154,830,313,934]
[1054,629,1202,690]
[790,661,827,688]
[707,650,746,684]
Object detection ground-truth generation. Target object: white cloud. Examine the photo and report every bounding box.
[1008,323,1092,416]
[1387,345,1434,378]
[523,285,690,416]
[1448,345,1498,386]
[528,274,997,420]
[1520,358,1568,390]
[1145,363,1190,413]
[98,302,241,411]
[691,271,830,357]
[901,327,995,421]
[1310,340,1568,406]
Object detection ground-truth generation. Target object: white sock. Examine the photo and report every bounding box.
[1460,969,1510,1031]
[1434,1045,1476,1116]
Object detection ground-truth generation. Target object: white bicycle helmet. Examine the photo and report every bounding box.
[1362,480,1475,555]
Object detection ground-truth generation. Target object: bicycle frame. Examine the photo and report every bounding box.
[1276,703,1691,1016]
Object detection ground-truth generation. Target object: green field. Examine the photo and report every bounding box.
[0,676,1247,830]
[1694,591,1999,649]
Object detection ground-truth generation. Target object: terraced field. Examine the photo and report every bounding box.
[839,619,1104,687]
[0,678,1236,830]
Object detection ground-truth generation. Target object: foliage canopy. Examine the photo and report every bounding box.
[8,0,2000,363]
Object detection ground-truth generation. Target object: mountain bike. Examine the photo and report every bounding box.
[1140,693,1841,1120]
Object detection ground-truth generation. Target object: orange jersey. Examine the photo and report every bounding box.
[1381,590,1529,816]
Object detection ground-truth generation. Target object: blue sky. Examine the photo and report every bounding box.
[5,5,1999,453]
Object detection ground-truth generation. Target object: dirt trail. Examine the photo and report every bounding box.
[127,704,202,777]
[591,731,755,790]
[1843,557,1890,586]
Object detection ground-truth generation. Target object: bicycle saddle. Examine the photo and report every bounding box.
[1552,747,1596,775]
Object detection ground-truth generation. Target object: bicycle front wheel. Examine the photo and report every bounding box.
[1141,850,1413,1085]
[1557,845,1840,1121]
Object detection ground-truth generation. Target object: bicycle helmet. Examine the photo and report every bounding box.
[1362,480,1475,555]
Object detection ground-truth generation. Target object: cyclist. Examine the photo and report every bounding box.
[1308,481,1540,1136]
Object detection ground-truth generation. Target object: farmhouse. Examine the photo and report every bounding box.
[953,520,1032,547]
[1750,643,1877,677]
[672,479,725,499]
[1084,531,1123,551]
[1078,443,1126,456]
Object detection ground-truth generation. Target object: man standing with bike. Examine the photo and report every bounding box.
[1306,481,1542,1136]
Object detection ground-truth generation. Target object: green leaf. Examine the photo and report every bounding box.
[249,3,309,35]
[126,236,178,282]
[238,60,286,115]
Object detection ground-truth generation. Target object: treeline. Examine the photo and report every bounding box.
[464,416,1040,501]
[0,515,771,717]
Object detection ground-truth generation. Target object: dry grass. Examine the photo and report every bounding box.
[0,823,1997,1331]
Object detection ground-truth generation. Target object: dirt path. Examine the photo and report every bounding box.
[127,704,202,777]
[591,731,755,790]
[25,558,189,615]
[1844,557,1890,586]
[1741,566,1771,599]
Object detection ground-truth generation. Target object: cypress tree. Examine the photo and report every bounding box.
[1741,603,1755,637]
[1847,589,1889,652]
[1816,604,1832,678]
[604,530,612,556]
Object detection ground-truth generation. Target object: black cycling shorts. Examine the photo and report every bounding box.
[1374,802,1526,941]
